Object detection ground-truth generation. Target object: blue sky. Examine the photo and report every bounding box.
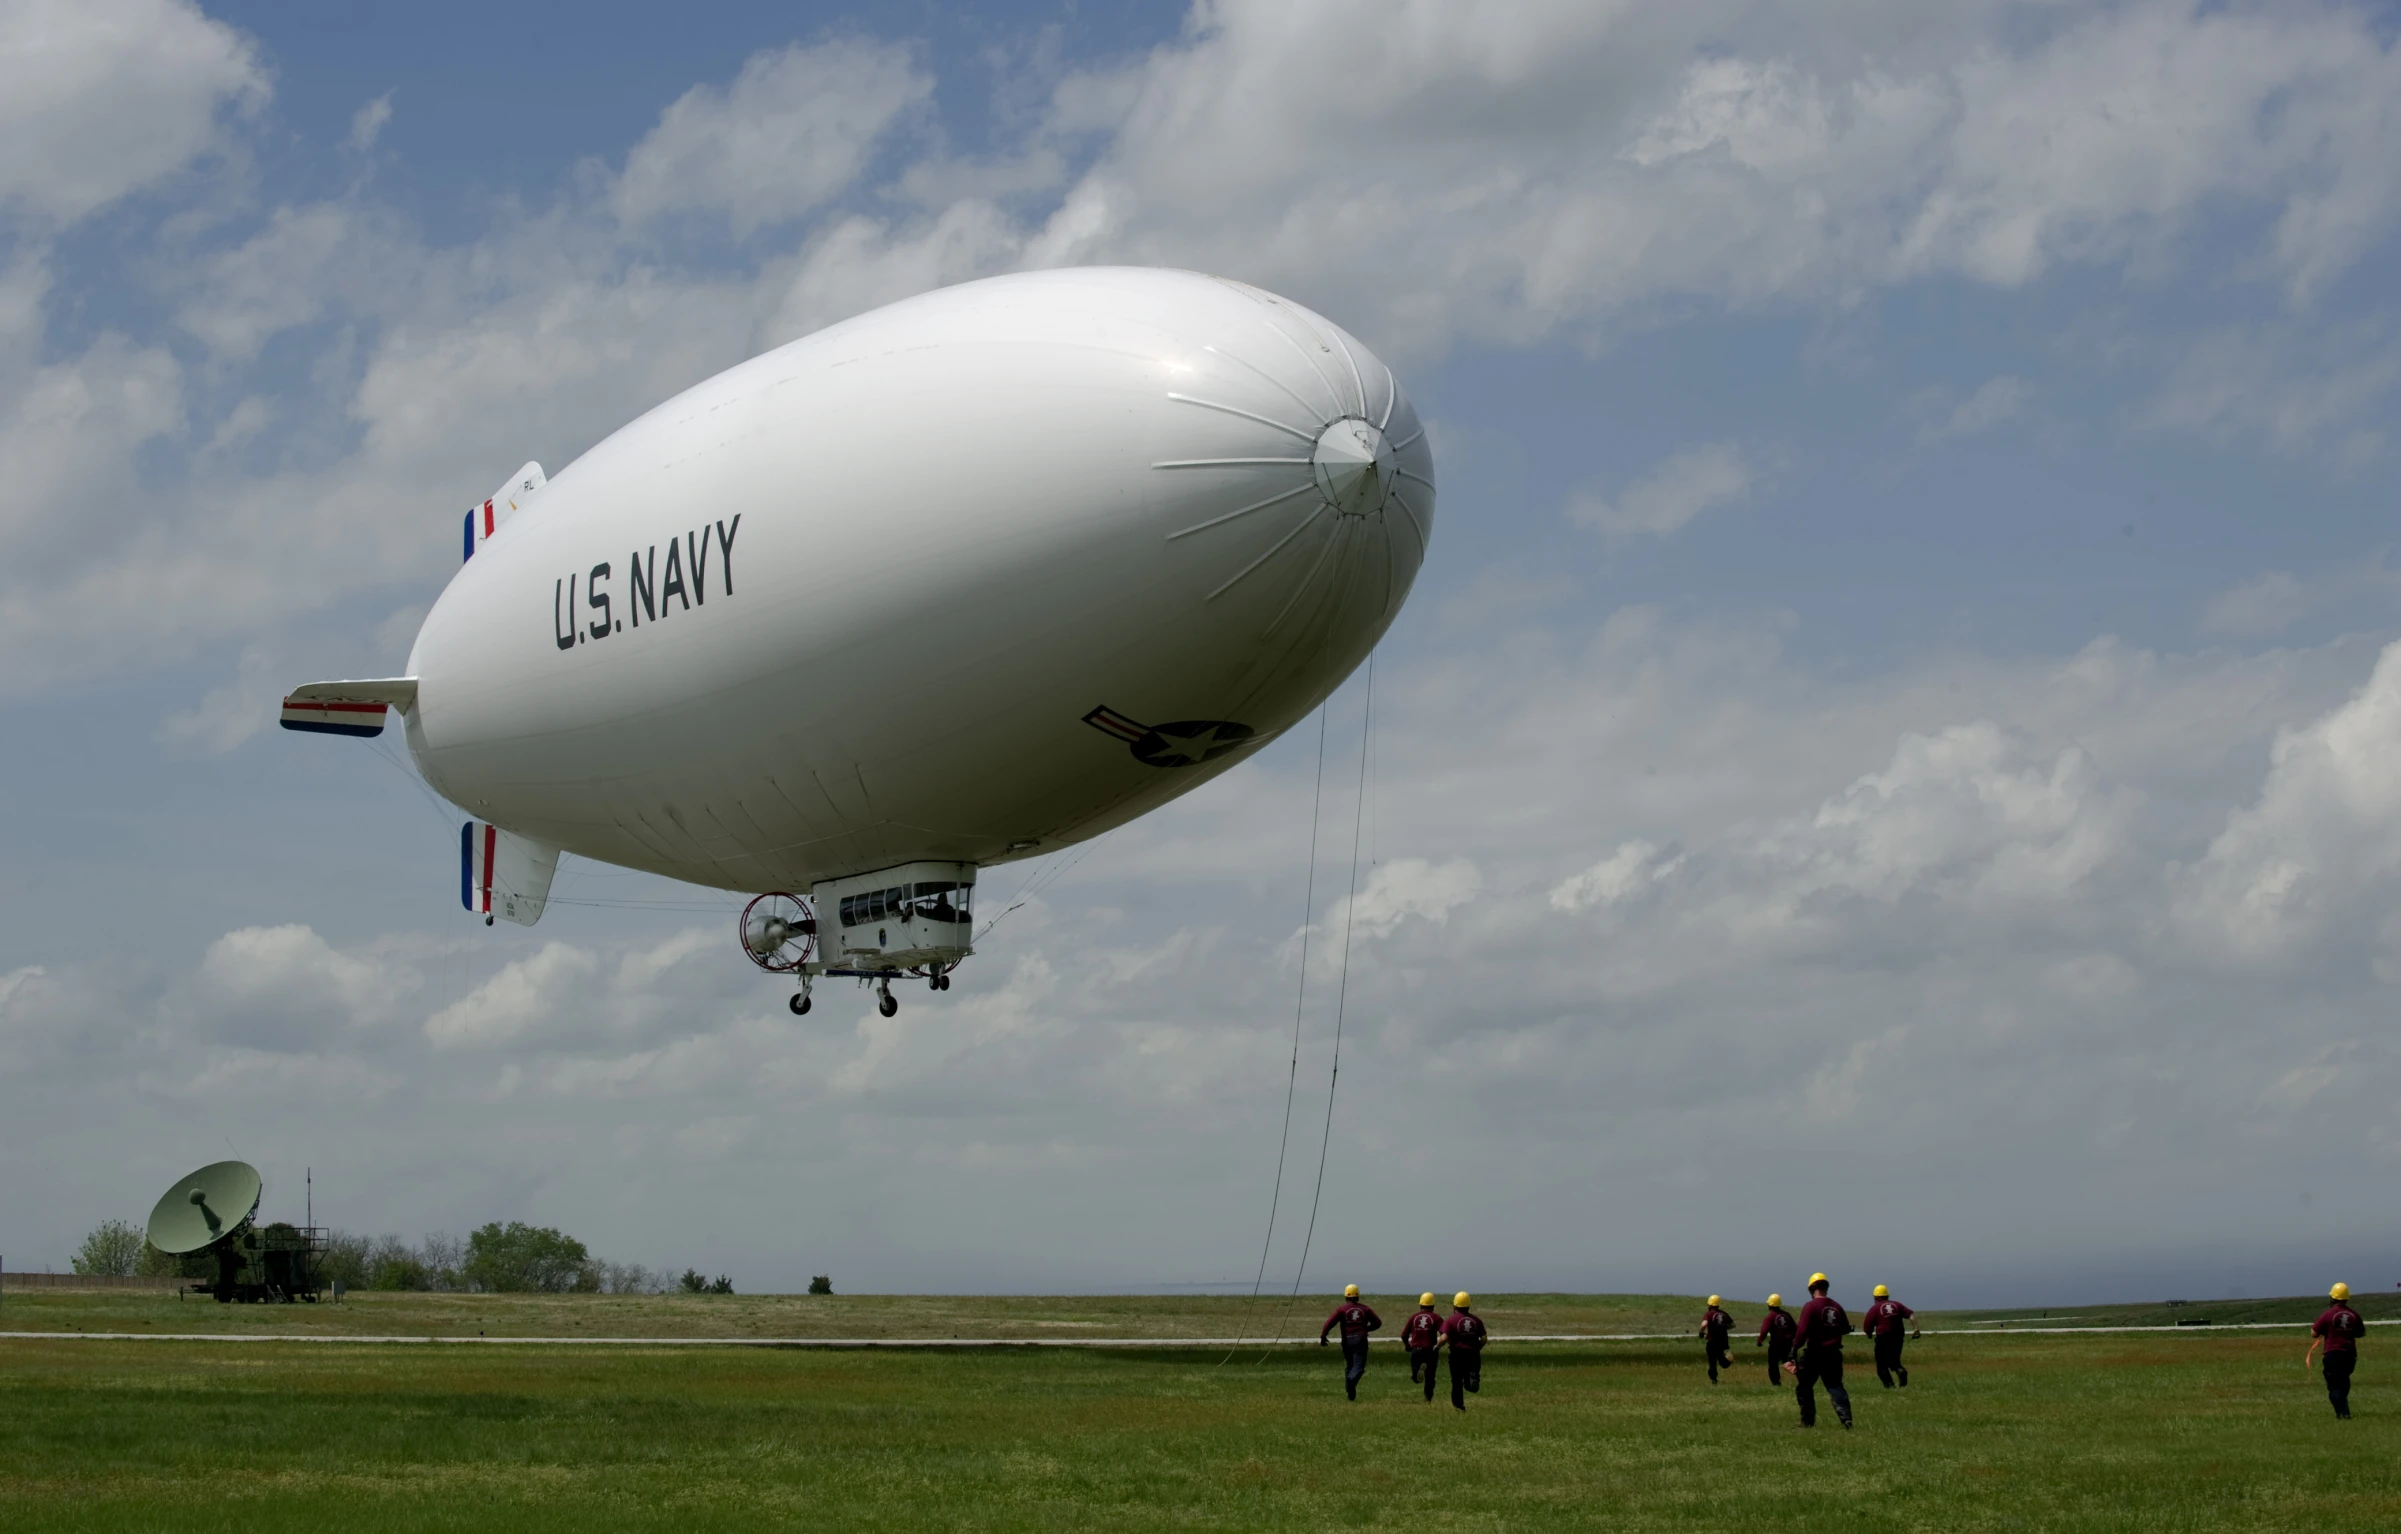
[4,0,2400,1305]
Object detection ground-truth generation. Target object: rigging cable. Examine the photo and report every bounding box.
[1266,651,1375,1354]
[1218,701,1332,1365]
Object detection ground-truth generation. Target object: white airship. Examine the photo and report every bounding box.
[283,267,1433,1015]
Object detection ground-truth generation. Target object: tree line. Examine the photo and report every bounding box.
[70,1218,739,1295]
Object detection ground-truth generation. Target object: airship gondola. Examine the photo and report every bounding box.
[283,267,1435,1014]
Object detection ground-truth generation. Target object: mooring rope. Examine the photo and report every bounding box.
[1218,702,1332,1365]
[1266,652,1375,1354]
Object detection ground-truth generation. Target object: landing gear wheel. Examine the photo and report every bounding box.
[937,974,951,991]
[788,992,812,1016]
[876,984,898,1018]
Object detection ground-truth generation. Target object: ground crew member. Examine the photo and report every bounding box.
[1699,1295,1736,1383]
[1782,1272,1854,1429]
[1861,1284,1915,1388]
[1402,1292,1444,1401]
[1756,1293,1796,1385]
[2306,1281,2365,1420]
[1440,1291,1488,1412]
[1319,1283,1383,1401]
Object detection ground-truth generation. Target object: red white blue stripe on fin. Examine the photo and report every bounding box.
[280,678,418,738]
[463,460,547,562]
[282,699,388,737]
[461,820,561,927]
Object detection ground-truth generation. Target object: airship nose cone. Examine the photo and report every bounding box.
[1313,418,1394,518]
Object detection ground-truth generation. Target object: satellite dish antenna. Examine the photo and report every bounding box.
[144,1160,261,1255]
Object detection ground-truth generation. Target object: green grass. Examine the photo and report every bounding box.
[10,1286,2388,1341]
[1,1296,2393,1530]
[0,1288,1712,1339]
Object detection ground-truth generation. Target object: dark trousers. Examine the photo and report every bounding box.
[1706,1336,1731,1382]
[1340,1335,1369,1398]
[1874,1331,1908,1388]
[1409,1346,1437,1400]
[1795,1348,1852,1427]
[1450,1348,1482,1410]
[1766,1343,1790,1385]
[2325,1350,2356,1418]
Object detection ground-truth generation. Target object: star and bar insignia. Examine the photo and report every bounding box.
[1083,705,1255,768]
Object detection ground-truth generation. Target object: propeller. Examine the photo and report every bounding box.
[739,891,816,973]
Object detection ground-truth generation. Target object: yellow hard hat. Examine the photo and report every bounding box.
[1419,1292,1436,1307]
[1872,1285,1889,1299]
[1454,1291,1472,1309]
[2332,1282,2351,1301]
[1707,1295,1721,1307]
[1767,1294,1782,1308]
[1808,1272,1828,1289]
[1343,1283,1359,1299]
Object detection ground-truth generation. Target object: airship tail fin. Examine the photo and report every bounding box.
[280,678,418,737]
[461,461,547,561]
[462,821,560,927]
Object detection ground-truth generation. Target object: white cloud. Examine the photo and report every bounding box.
[0,0,265,223]
[2177,639,2401,963]
[174,203,380,359]
[2193,562,2401,642]
[611,39,932,235]
[2145,322,2399,463]
[1568,442,1751,539]
[1032,0,2401,353]
[2202,572,2316,639]
[1329,857,1480,944]
[1773,722,2133,907]
[346,93,392,154]
[425,941,600,1049]
[187,924,415,1048]
[1924,374,2030,440]
[0,334,184,585]
[157,643,284,753]
[1551,840,1680,913]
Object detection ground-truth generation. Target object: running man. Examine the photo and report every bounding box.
[1319,1283,1383,1401]
[2307,1281,2366,1420]
[1782,1272,1855,1429]
[1440,1292,1488,1412]
[1756,1293,1796,1385]
[1699,1295,1736,1384]
[1861,1284,1915,1388]
[1402,1292,1444,1402]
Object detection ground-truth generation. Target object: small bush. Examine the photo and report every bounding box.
[136,1242,195,1278]
[464,1222,591,1293]
[590,1261,665,1294]
[679,1269,707,1293]
[71,1220,144,1277]
[708,1275,734,1295]
[808,1275,833,1295]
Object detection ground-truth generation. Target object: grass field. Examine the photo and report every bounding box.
[3,1291,2395,1531]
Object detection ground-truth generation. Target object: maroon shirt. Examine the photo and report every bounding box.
[1793,1294,1851,1351]
[1401,1309,1443,1350]
[1700,1306,1735,1342]
[1320,1301,1383,1341]
[1440,1311,1488,1354]
[1862,1299,1914,1337]
[1757,1308,1797,1347]
[2313,1304,2365,1354]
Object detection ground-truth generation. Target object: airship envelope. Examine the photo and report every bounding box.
[287,267,1433,1002]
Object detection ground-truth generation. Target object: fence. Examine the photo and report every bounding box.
[1,1271,185,1291]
